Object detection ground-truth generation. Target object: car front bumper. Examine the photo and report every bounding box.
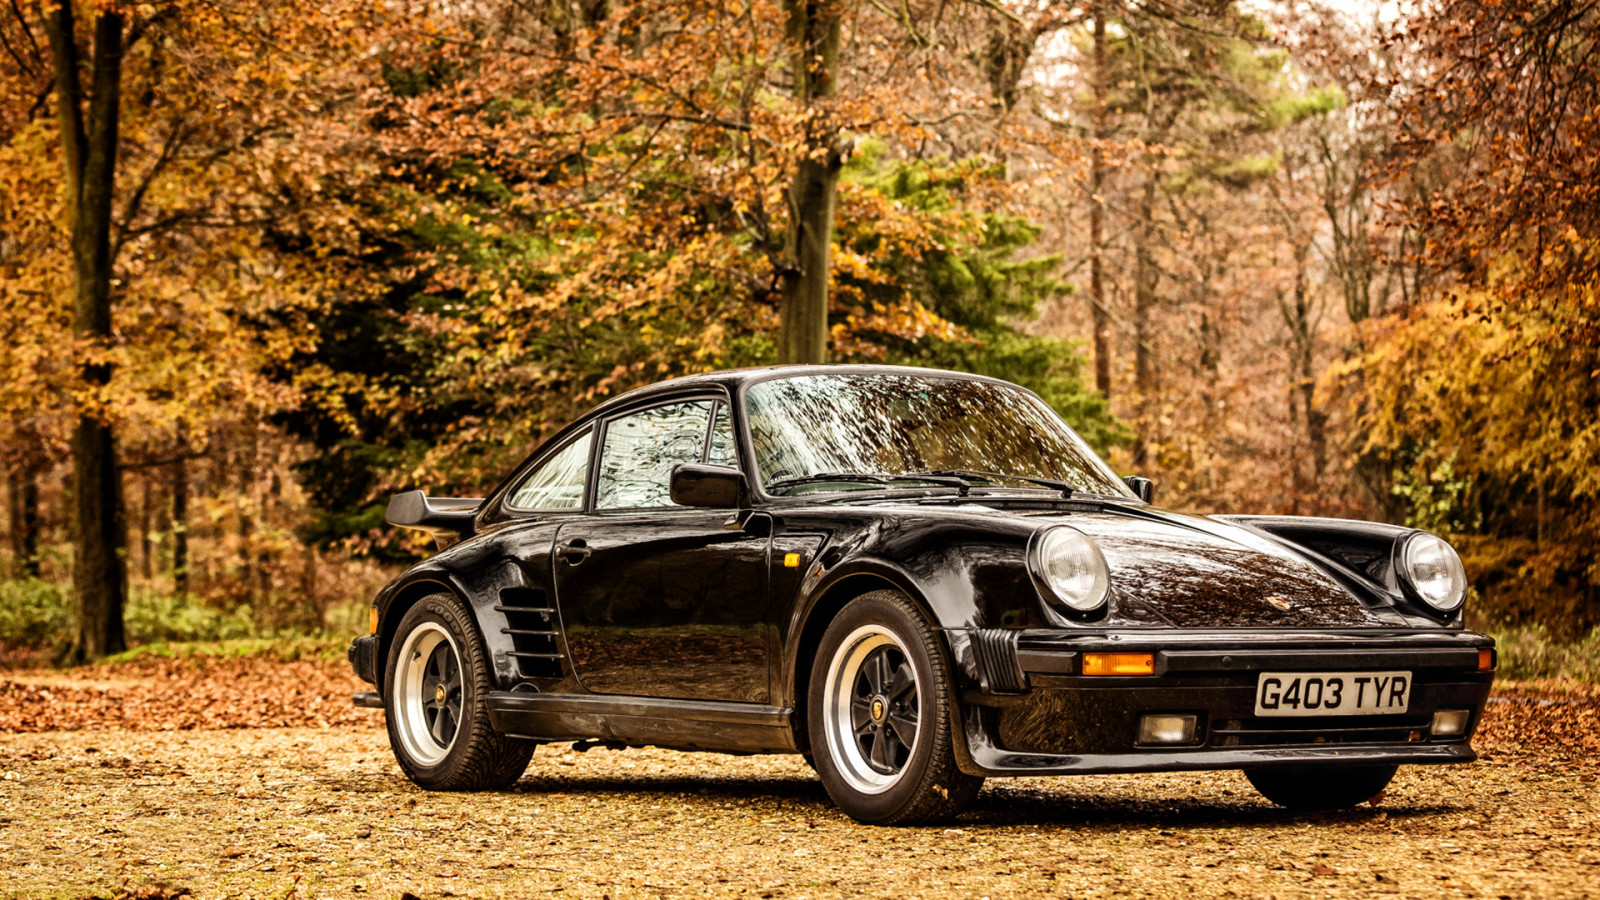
[349,634,379,686]
[951,628,1495,777]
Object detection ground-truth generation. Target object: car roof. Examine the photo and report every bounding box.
[584,364,1018,417]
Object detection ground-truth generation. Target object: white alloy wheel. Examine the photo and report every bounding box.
[822,624,924,794]
[392,622,464,766]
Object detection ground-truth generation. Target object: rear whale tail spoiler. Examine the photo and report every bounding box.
[385,490,483,549]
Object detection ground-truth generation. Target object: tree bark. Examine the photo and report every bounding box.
[237,425,257,605]
[5,471,16,574]
[171,452,189,596]
[8,449,41,578]
[138,466,152,581]
[984,18,1035,113]
[1088,7,1111,396]
[777,0,843,365]
[48,1,128,660]
[1131,176,1157,468]
[1279,240,1326,508]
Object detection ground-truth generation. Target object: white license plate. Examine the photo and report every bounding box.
[1254,671,1412,717]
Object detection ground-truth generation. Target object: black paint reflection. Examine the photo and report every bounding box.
[562,627,768,701]
[554,512,770,702]
[1066,512,1381,627]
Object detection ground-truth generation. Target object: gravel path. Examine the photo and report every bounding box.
[3,722,1597,899]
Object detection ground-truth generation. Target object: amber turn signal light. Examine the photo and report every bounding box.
[1082,652,1155,676]
[1478,648,1493,671]
[369,607,379,635]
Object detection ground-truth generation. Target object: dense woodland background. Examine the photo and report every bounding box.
[0,0,1595,660]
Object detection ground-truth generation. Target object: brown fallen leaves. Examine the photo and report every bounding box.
[1,649,1595,761]
[1475,680,1600,757]
[92,884,194,900]
[0,653,378,732]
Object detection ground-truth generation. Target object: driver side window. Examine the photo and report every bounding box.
[595,400,715,510]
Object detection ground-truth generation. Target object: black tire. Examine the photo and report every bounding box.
[1245,764,1398,810]
[807,590,983,825]
[383,593,535,790]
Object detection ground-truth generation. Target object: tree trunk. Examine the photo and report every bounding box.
[237,426,257,605]
[1131,176,1157,468]
[257,464,281,617]
[777,0,843,366]
[5,471,16,574]
[49,2,128,660]
[1088,7,1111,396]
[1278,240,1325,508]
[138,466,153,581]
[171,452,189,596]
[8,452,41,578]
[1295,250,1327,488]
[983,18,1035,113]
[22,462,39,578]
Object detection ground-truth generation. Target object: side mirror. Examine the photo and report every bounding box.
[670,463,745,509]
[1123,475,1154,504]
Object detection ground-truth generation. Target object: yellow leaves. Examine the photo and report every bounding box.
[1340,259,1600,514]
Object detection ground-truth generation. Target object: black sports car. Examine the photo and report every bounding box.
[348,365,1494,824]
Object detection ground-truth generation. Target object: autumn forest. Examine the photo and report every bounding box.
[1,0,1596,662]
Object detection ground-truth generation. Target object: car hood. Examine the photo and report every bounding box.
[1023,506,1388,627]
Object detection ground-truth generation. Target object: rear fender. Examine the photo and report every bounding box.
[374,541,544,692]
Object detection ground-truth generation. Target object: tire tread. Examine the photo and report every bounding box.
[809,589,983,825]
[386,594,535,791]
[1245,763,1397,810]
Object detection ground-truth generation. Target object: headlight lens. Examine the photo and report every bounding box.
[1398,532,1467,613]
[1033,526,1111,612]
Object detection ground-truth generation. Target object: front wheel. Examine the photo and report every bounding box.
[384,594,535,790]
[1245,764,1398,810]
[807,590,983,825]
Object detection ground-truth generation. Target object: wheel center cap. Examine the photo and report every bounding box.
[435,684,447,704]
[870,695,888,723]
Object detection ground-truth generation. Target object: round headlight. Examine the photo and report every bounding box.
[1396,532,1467,613]
[1032,526,1110,612]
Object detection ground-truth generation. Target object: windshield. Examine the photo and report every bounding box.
[744,373,1133,497]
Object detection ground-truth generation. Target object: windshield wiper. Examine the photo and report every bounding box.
[765,471,971,493]
[909,469,1075,498]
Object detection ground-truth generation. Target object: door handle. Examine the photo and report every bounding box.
[555,539,590,565]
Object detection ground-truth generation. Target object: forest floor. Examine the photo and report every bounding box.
[0,653,1597,899]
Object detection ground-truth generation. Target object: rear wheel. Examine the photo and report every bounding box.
[807,590,982,825]
[1245,764,1398,810]
[385,594,534,790]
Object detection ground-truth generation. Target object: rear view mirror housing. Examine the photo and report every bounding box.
[1122,476,1154,504]
[670,463,745,509]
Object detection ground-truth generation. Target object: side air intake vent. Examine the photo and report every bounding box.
[495,586,563,679]
[972,629,1025,693]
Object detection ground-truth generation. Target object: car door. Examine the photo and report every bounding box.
[553,396,771,703]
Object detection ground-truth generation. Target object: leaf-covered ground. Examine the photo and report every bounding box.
[1,656,1597,899]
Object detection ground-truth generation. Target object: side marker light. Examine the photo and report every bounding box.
[1478,648,1493,671]
[1082,652,1155,676]
[369,607,379,635]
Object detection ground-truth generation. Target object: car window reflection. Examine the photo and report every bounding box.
[596,400,714,509]
[746,374,1130,497]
